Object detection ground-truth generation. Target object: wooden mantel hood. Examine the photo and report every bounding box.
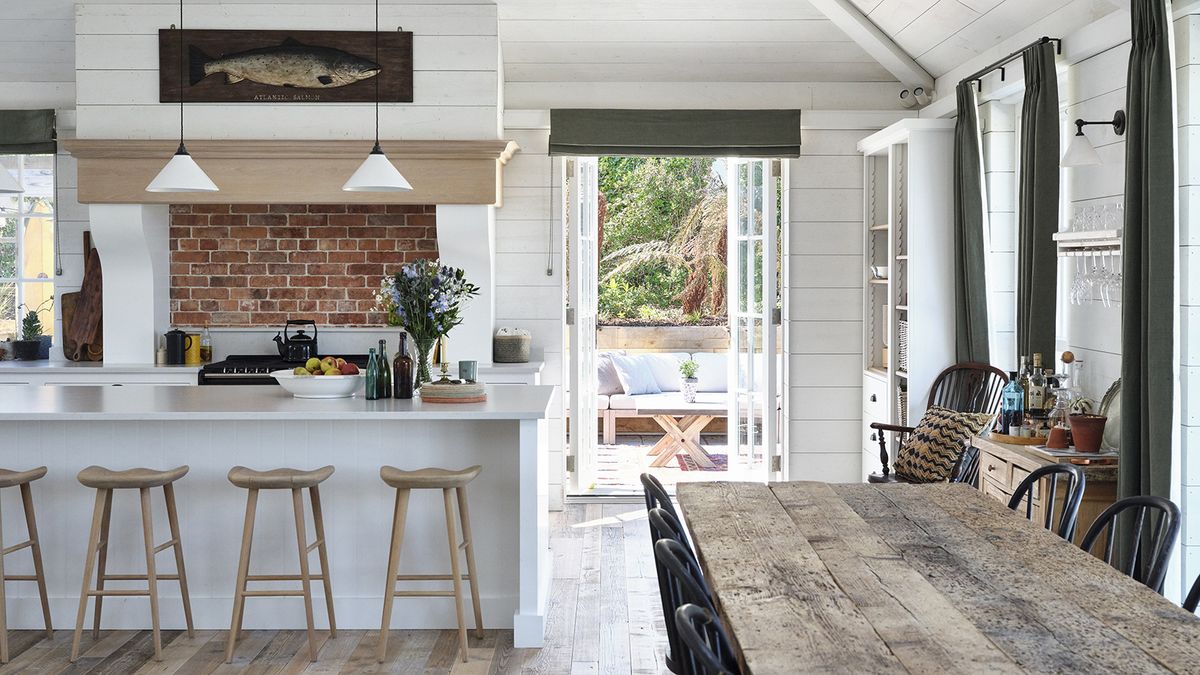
[63,139,519,206]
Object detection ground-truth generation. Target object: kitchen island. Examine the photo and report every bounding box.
[0,384,554,647]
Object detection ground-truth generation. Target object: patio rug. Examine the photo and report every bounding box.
[676,454,729,472]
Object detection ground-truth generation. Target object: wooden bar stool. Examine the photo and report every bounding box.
[0,467,52,664]
[226,465,336,663]
[377,465,483,663]
[71,465,194,662]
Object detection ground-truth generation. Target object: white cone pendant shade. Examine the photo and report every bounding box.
[1061,131,1101,167]
[343,143,413,192]
[0,166,21,193]
[146,144,218,193]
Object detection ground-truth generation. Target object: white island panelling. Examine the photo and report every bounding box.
[0,384,553,647]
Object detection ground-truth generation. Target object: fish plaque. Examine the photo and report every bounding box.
[159,29,412,103]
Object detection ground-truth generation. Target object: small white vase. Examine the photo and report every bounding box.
[681,377,698,403]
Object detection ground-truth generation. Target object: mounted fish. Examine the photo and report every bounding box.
[159,29,412,103]
[189,39,381,89]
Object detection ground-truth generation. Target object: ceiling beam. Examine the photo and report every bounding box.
[805,0,934,90]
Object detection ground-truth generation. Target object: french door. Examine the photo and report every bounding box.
[567,157,600,492]
[726,159,784,481]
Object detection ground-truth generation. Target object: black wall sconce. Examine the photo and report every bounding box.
[1062,110,1126,167]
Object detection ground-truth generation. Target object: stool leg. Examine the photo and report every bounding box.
[20,483,52,639]
[226,488,258,664]
[72,489,110,662]
[442,488,468,663]
[0,492,8,664]
[91,492,113,639]
[308,486,336,639]
[456,487,484,638]
[291,489,318,662]
[162,483,194,637]
[139,488,163,661]
[376,489,410,663]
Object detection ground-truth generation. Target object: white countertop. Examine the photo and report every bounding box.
[0,361,201,374]
[0,384,555,421]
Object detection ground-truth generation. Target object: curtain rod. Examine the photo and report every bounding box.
[960,36,1062,92]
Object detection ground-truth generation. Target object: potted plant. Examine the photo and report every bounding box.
[13,300,51,361]
[680,359,700,403]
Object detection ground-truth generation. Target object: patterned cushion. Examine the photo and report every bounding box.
[894,406,994,483]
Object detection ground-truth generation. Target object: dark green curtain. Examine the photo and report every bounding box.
[548,109,802,157]
[1119,0,1175,548]
[0,110,56,154]
[1016,42,1059,362]
[953,82,990,363]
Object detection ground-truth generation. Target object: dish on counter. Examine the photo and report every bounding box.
[270,369,364,399]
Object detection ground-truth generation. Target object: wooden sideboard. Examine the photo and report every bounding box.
[972,434,1118,548]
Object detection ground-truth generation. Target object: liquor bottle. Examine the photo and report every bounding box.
[377,339,392,399]
[365,348,380,401]
[1000,372,1025,435]
[393,332,414,399]
[1028,354,1046,412]
[199,324,213,363]
[1017,356,1031,410]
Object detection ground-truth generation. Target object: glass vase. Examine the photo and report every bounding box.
[414,337,436,389]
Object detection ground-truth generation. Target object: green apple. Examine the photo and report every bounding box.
[305,357,321,372]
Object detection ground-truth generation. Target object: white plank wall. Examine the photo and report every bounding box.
[73,1,502,140]
[1176,8,1200,609]
[0,0,76,109]
[980,100,1018,373]
[496,114,565,509]
[1061,41,1129,399]
[786,129,872,482]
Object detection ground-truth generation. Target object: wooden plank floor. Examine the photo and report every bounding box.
[0,504,667,674]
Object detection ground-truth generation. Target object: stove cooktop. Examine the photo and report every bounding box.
[199,354,370,385]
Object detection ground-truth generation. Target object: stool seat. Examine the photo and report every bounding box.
[228,465,335,490]
[77,465,189,489]
[380,465,481,490]
[0,466,47,489]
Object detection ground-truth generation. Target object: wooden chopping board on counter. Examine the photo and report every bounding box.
[62,237,103,361]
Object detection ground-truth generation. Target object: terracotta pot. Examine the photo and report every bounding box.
[1069,414,1108,452]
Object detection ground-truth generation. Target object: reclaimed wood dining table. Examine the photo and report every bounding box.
[676,481,1200,674]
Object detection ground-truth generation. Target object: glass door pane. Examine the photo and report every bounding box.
[727,159,778,481]
[568,157,600,492]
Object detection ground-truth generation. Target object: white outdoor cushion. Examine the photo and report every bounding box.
[596,352,624,396]
[609,394,639,410]
[610,353,662,395]
[639,352,689,392]
[690,352,728,392]
[596,394,610,410]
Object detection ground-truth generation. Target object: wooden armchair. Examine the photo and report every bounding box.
[869,362,1008,483]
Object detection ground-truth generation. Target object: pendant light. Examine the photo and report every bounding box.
[343,0,412,192]
[0,165,21,194]
[147,0,217,192]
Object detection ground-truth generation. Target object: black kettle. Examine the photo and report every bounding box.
[274,320,319,362]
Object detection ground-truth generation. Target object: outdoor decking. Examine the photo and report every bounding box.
[584,435,748,496]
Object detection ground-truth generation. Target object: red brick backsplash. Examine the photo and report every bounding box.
[169,204,438,327]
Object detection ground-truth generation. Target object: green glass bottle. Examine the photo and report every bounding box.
[365,348,380,401]
[377,339,392,399]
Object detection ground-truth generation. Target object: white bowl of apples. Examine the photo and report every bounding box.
[271,357,364,399]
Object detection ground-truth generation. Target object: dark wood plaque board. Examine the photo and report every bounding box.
[159,29,413,103]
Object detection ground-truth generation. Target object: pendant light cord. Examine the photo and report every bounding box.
[178,0,185,149]
[374,0,380,148]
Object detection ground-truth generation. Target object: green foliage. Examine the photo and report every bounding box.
[19,298,51,340]
[597,157,726,322]
[679,359,699,379]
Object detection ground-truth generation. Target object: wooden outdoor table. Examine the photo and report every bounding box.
[677,481,1200,674]
[635,399,725,469]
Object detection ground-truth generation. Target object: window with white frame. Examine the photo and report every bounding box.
[0,155,56,341]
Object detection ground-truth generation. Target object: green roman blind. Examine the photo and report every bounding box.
[0,110,56,154]
[548,109,802,157]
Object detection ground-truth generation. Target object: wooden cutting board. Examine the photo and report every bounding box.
[62,239,103,361]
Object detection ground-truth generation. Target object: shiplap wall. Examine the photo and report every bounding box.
[980,101,1018,373]
[73,1,501,140]
[1061,42,1128,399]
[1177,7,1199,614]
[786,129,872,482]
[0,0,75,109]
[494,115,565,508]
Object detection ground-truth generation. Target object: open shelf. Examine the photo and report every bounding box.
[868,278,888,286]
[895,304,908,311]
[869,223,890,232]
[895,255,909,261]
[896,370,909,379]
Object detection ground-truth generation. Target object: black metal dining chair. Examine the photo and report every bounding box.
[1007,464,1086,541]
[675,604,741,675]
[650,508,702,674]
[1184,573,1199,614]
[641,472,679,523]
[949,443,981,486]
[1079,495,1180,593]
[656,538,722,675]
